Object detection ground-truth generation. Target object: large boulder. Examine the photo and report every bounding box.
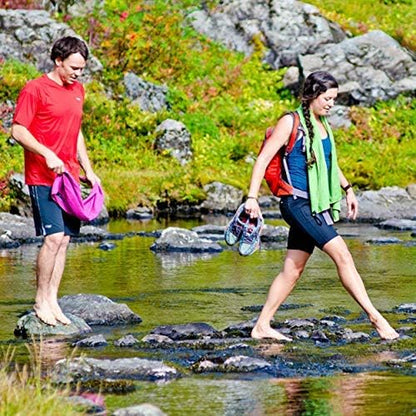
[154,119,192,165]
[299,30,416,105]
[0,212,36,246]
[59,294,142,326]
[188,0,346,68]
[0,9,102,77]
[124,72,169,113]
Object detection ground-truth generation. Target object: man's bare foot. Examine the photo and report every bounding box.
[49,301,71,325]
[34,303,57,326]
[370,315,399,340]
[251,325,292,342]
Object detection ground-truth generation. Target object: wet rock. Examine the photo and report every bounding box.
[0,232,20,249]
[59,294,142,326]
[377,219,416,231]
[348,187,416,221]
[311,330,330,344]
[14,312,91,338]
[0,212,36,243]
[258,195,280,209]
[407,184,416,198]
[53,357,179,384]
[222,355,273,373]
[141,334,174,346]
[150,323,221,341]
[8,173,32,217]
[366,237,402,245]
[67,394,106,415]
[223,317,258,337]
[150,227,223,253]
[321,315,347,324]
[201,182,243,213]
[260,224,289,242]
[394,303,416,314]
[124,72,169,113]
[98,242,117,251]
[191,224,226,236]
[242,303,313,312]
[73,334,108,348]
[114,335,139,347]
[294,330,310,339]
[342,330,371,343]
[193,359,219,373]
[126,207,154,220]
[113,403,167,416]
[155,119,192,165]
[284,318,316,330]
[261,210,282,219]
[319,319,339,329]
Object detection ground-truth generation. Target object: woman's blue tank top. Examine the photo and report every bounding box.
[287,135,331,192]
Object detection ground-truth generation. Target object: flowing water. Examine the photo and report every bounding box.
[0,217,415,415]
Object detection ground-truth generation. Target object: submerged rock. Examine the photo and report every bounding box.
[222,355,273,373]
[114,334,139,347]
[53,357,179,384]
[150,323,221,341]
[59,294,142,326]
[14,312,91,338]
[394,303,416,314]
[72,334,108,348]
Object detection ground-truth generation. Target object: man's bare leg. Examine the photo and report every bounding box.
[323,236,399,340]
[47,235,71,324]
[251,250,311,341]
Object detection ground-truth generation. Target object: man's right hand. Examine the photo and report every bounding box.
[45,151,65,174]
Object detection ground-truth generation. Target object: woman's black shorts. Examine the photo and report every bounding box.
[279,196,338,254]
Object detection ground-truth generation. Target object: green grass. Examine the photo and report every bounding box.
[1,0,416,213]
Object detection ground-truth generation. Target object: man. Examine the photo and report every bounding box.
[11,36,99,326]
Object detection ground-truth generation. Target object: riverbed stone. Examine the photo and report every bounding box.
[222,355,273,373]
[150,323,221,341]
[191,224,226,235]
[113,403,167,416]
[201,182,243,213]
[53,357,179,384]
[150,227,223,253]
[126,207,154,220]
[342,330,371,343]
[260,224,289,242]
[14,312,91,338]
[0,212,36,243]
[141,334,175,345]
[72,334,108,348]
[377,219,416,231]
[394,303,416,314]
[366,237,402,245]
[59,294,142,326]
[284,318,316,329]
[114,334,139,347]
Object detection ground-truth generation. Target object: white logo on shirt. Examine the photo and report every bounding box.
[75,97,81,101]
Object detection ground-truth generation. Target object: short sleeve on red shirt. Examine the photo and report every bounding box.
[13,75,85,186]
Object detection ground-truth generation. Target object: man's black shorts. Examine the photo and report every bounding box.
[29,185,80,236]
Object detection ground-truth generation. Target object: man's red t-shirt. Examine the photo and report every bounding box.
[13,74,85,186]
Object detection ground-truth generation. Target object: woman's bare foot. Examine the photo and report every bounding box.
[251,325,292,342]
[34,303,57,326]
[370,314,399,340]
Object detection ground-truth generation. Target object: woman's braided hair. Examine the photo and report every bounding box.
[300,71,338,167]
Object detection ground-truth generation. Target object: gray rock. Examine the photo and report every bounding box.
[366,237,402,245]
[98,242,117,251]
[150,322,221,341]
[126,207,154,220]
[114,334,139,347]
[141,334,174,345]
[191,224,226,235]
[342,331,371,342]
[222,355,273,373]
[260,224,289,242]
[59,294,142,326]
[327,105,352,129]
[294,330,310,339]
[311,330,330,343]
[14,312,91,338]
[193,359,219,373]
[395,303,416,313]
[258,195,280,208]
[0,10,102,78]
[377,219,416,231]
[150,227,223,253]
[0,212,36,242]
[113,403,167,416]
[284,318,316,329]
[155,119,192,165]
[73,334,108,348]
[53,357,179,383]
[124,72,168,113]
[223,317,258,337]
[406,184,416,198]
[201,182,243,213]
[66,395,106,415]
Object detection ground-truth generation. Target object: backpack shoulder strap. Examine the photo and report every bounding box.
[284,111,300,155]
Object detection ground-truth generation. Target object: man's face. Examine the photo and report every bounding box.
[55,52,86,85]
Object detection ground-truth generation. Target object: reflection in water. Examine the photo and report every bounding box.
[155,252,218,270]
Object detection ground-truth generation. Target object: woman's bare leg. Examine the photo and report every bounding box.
[323,236,399,340]
[251,249,311,341]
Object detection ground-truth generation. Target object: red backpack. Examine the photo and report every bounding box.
[260,111,301,197]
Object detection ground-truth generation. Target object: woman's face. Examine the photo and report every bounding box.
[309,88,338,117]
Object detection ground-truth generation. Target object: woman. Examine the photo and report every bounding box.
[246,71,399,341]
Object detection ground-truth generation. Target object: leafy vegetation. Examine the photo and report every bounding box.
[1,0,415,213]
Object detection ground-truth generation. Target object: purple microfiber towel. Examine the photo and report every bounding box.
[51,171,104,221]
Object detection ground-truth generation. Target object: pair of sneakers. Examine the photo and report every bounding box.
[224,203,263,256]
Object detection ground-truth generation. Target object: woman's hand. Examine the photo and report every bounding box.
[346,189,358,220]
[245,198,261,219]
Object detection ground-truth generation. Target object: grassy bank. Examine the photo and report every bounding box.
[1,0,415,214]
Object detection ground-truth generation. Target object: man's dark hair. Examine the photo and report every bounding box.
[50,36,89,62]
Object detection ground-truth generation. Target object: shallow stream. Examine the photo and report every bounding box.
[0,217,415,415]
